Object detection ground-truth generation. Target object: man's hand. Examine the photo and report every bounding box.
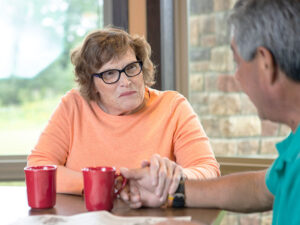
[119,154,184,208]
[120,166,163,208]
[141,154,184,201]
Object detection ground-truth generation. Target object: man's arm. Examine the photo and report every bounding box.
[120,167,274,211]
[185,170,274,212]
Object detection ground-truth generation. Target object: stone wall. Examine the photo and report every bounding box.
[188,0,290,157]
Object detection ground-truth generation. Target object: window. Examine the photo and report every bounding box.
[187,0,290,158]
[0,0,104,156]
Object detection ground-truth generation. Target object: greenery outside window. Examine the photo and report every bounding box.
[0,0,103,157]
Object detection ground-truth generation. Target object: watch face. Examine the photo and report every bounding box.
[172,179,185,208]
[172,193,185,208]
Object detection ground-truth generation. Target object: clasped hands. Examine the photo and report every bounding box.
[119,154,184,208]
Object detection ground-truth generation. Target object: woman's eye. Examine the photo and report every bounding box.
[105,70,117,76]
[127,64,137,71]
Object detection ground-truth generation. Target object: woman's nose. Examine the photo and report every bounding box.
[119,72,131,86]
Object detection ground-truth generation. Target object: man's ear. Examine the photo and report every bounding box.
[256,46,278,85]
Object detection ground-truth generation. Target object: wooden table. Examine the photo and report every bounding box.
[0,186,220,225]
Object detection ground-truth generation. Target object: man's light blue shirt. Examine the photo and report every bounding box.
[266,124,300,225]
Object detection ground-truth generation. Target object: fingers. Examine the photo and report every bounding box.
[149,155,183,202]
[150,154,161,186]
[141,160,150,168]
[129,183,140,202]
[156,158,177,202]
[119,185,130,202]
[120,181,143,209]
[155,157,169,197]
[129,181,142,209]
[130,201,142,209]
[168,165,183,195]
[121,155,184,209]
[120,167,147,180]
[149,155,179,202]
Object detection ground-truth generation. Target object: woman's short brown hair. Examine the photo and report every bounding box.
[70,27,156,101]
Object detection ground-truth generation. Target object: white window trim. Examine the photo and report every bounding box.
[217,156,274,175]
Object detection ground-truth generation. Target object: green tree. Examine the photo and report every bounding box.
[0,0,103,105]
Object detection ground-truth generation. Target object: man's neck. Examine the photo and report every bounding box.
[280,77,300,132]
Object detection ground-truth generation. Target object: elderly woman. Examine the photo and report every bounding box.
[27,27,220,205]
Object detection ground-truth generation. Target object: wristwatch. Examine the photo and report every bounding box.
[168,177,185,208]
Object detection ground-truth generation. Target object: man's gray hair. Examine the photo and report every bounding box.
[229,0,300,82]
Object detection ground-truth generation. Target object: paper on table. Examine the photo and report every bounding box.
[9,211,191,225]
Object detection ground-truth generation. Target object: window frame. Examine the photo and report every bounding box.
[0,155,27,181]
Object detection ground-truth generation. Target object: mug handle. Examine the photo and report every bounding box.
[114,174,127,197]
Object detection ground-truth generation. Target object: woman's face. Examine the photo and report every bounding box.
[93,49,145,115]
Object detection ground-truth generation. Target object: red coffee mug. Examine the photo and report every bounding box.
[24,165,57,209]
[82,166,127,211]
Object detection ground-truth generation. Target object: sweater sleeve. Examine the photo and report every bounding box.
[27,93,83,195]
[171,94,220,180]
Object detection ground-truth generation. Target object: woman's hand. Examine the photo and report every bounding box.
[143,154,184,202]
[119,154,184,208]
[119,167,163,208]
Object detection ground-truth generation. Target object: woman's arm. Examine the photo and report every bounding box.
[27,94,83,195]
[171,94,220,179]
[56,166,83,195]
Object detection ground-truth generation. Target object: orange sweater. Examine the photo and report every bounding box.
[28,88,219,194]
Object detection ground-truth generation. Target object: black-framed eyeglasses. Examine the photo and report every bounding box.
[92,61,143,84]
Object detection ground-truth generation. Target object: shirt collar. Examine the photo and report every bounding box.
[275,124,300,163]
